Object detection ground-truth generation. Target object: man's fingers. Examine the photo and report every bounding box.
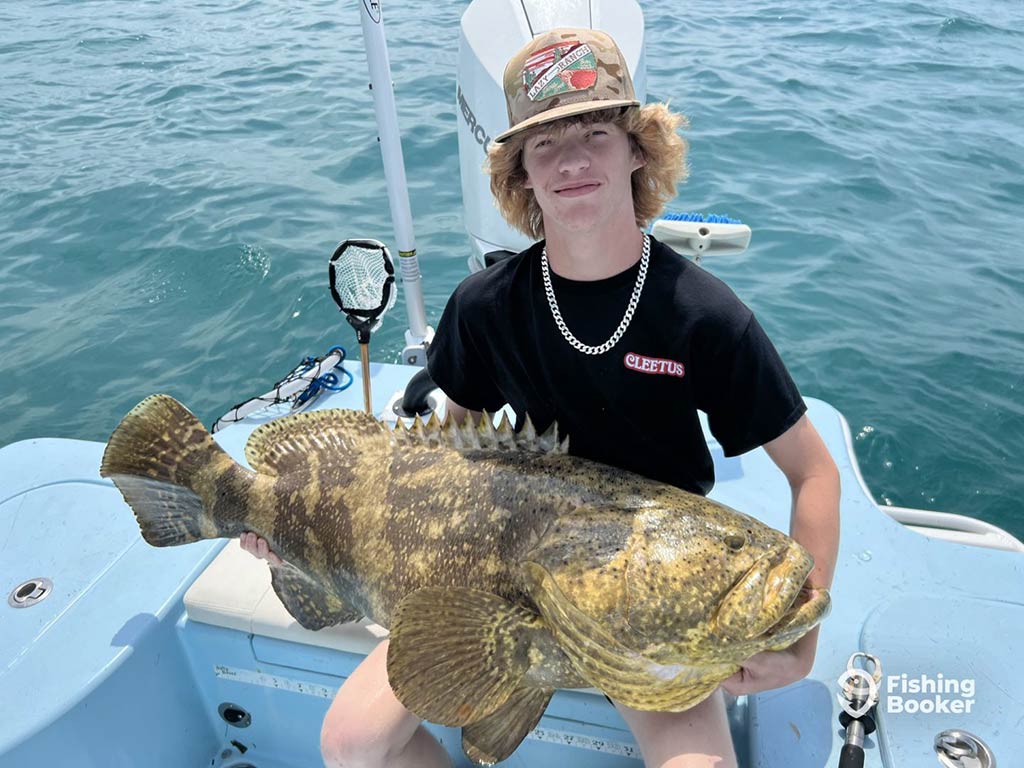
[720,670,747,697]
[238,532,283,565]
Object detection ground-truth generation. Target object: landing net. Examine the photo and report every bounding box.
[329,239,396,340]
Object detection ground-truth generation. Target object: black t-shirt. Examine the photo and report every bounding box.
[426,236,806,496]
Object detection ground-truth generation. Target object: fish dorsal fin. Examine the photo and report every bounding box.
[390,412,569,454]
[244,408,386,476]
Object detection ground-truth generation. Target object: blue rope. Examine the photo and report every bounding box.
[327,345,352,392]
[295,346,353,405]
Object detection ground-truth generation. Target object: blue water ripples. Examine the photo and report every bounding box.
[0,0,1021,537]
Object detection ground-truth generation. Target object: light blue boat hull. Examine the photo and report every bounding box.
[2,362,1021,767]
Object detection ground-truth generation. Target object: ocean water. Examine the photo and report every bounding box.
[1,1,1022,539]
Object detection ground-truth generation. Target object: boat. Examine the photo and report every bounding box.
[2,1,1021,767]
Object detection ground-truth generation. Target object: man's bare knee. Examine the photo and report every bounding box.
[321,720,449,768]
[614,690,738,768]
[319,640,450,768]
[320,717,388,768]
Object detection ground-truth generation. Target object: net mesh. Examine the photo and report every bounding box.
[330,240,396,333]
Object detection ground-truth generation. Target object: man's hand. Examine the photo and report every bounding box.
[720,646,810,696]
[720,603,821,697]
[239,532,284,566]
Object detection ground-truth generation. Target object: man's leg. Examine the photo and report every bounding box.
[320,640,452,768]
[614,689,738,768]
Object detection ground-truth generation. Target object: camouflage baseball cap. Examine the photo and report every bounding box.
[494,28,640,143]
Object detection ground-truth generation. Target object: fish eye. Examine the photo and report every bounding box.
[724,533,746,551]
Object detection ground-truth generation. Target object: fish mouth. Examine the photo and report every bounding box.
[757,574,832,652]
[761,578,818,634]
[712,542,814,641]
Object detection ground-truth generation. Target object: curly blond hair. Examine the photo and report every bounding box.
[486,104,688,240]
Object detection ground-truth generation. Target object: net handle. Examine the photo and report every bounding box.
[328,238,395,413]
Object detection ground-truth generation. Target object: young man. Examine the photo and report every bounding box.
[244,27,840,768]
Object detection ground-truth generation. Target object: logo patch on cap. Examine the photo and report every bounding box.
[522,41,598,102]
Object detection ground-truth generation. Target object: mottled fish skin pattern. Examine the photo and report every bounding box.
[105,396,820,647]
[242,426,806,653]
[101,395,829,721]
[374,448,819,666]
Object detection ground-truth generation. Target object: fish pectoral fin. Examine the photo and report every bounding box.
[387,587,542,727]
[269,562,361,630]
[461,686,553,766]
[522,561,731,712]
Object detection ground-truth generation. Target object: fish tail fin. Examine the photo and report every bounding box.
[387,587,548,727]
[462,687,553,765]
[100,394,245,547]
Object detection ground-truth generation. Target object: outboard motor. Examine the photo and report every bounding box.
[456,0,648,272]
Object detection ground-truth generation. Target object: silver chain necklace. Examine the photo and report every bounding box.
[540,233,650,355]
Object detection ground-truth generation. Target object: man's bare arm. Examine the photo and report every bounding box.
[722,413,840,694]
[764,413,841,594]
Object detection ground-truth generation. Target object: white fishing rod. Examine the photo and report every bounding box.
[356,0,433,366]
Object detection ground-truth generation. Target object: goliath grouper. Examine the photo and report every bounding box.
[100,394,830,765]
